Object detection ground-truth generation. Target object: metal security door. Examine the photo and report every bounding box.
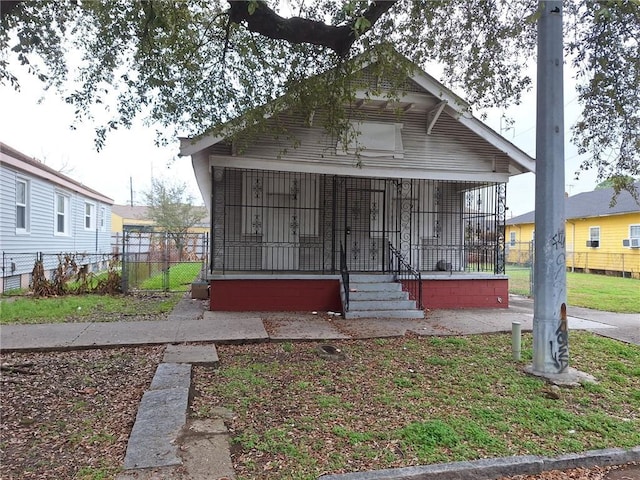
[344,188,386,271]
[262,193,299,270]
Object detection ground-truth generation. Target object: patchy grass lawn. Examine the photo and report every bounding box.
[0,293,182,325]
[506,267,640,313]
[138,262,202,291]
[192,332,640,479]
[0,346,163,480]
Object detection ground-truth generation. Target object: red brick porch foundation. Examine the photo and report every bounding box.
[209,277,509,311]
[209,279,342,312]
[411,278,509,309]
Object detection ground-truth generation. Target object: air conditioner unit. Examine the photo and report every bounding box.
[623,239,630,247]
[586,240,599,248]
[631,238,640,248]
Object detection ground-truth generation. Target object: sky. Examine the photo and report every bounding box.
[0,52,600,217]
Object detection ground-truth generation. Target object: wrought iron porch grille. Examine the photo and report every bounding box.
[210,168,506,275]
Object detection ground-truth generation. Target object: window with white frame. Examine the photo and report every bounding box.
[84,202,96,230]
[509,231,516,246]
[630,224,640,240]
[99,206,106,231]
[588,226,600,248]
[16,178,29,233]
[55,192,70,235]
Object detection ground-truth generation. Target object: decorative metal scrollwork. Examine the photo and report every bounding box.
[351,241,360,260]
[252,214,262,235]
[290,179,299,200]
[370,240,378,261]
[253,178,263,199]
[370,201,378,221]
[290,214,299,236]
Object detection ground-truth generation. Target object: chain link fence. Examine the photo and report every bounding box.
[117,231,209,293]
[3,231,209,295]
[1,251,115,295]
[506,241,640,296]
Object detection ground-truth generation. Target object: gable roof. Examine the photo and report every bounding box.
[111,204,151,219]
[179,48,535,176]
[0,141,113,204]
[507,182,640,225]
[112,204,209,226]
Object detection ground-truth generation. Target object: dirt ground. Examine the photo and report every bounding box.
[1,334,637,479]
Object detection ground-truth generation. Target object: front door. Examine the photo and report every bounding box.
[262,193,299,271]
[344,188,386,271]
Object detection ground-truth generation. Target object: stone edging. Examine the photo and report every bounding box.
[318,446,640,480]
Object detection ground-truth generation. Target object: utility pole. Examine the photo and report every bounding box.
[532,0,568,374]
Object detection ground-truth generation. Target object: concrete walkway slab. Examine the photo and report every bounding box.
[0,322,91,351]
[179,315,268,342]
[163,344,219,366]
[179,419,236,479]
[71,320,179,348]
[149,363,192,390]
[332,318,435,338]
[123,386,189,470]
[265,317,350,340]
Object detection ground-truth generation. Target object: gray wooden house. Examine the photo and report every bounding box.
[180,50,535,316]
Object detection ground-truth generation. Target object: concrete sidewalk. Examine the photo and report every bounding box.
[1,295,637,352]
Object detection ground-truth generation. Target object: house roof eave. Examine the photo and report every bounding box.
[0,142,114,204]
[179,134,225,157]
[456,114,536,175]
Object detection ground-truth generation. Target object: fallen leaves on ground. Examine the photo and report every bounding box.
[1,346,163,479]
[191,335,639,480]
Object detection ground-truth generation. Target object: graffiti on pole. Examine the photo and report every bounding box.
[550,302,569,372]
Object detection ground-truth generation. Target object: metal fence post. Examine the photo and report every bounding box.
[122,231,129,294]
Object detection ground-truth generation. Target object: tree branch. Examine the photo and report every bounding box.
[0,1,24,21]
[227,1,398,57]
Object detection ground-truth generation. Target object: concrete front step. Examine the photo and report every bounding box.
[350,290,409,301]
[345,275,423,319]
[349,299,417,310]
[350,282,403,292]
[349,274,396,283]
[344,309,425,319]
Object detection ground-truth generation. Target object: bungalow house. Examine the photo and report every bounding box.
[506,183,640,278]
[0,142,113,292]
[179,49,535,317]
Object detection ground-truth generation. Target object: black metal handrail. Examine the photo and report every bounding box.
[388,244,423,310]
[340,242,349,312]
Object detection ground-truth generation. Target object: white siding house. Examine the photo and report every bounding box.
[0,142,114,292]
[180,49,536,314]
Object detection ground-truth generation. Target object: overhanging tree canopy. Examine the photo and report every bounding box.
[0,0,638,186]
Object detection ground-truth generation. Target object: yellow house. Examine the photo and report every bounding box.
[506,183,640,278]
[111,205,208,234]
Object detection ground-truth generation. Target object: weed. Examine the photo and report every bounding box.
[393,376,414,388]
[75,466,113,480]
[399,420,459,458]
[332,426,374,445]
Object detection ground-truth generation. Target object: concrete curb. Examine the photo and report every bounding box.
[122,363,192,470]
[318,447,640,480]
